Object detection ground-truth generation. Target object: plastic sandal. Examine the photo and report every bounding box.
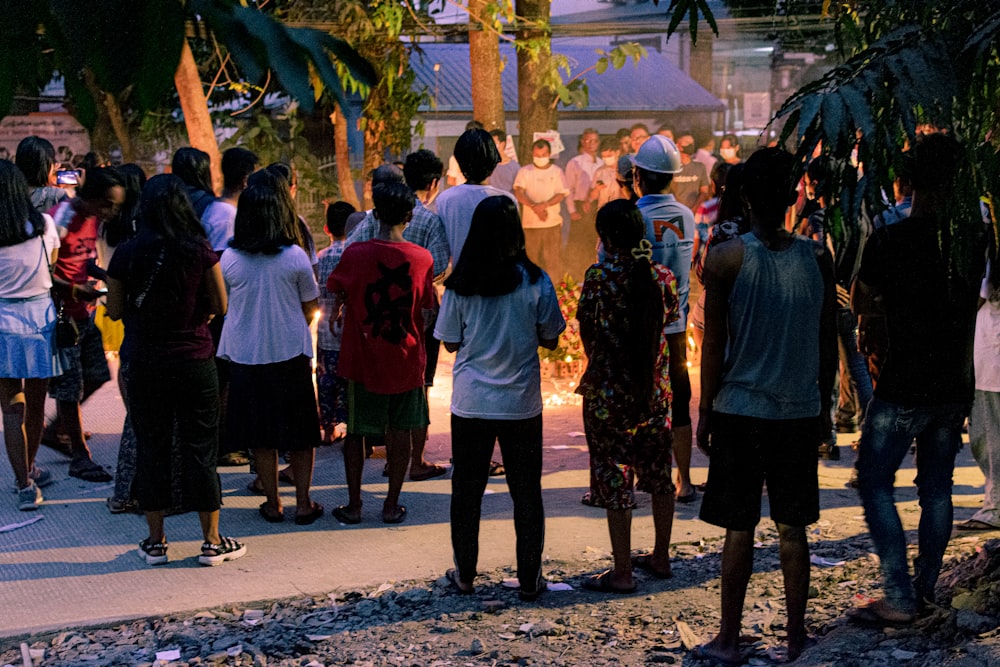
[138,538,168,566]
[199,536,247,566]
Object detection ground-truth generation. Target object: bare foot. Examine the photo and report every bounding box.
[693,637,742,666]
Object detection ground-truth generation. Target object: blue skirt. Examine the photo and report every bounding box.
[0,294,63,379]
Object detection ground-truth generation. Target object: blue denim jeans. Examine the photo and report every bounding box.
[856,397,967,612]
[836,308,873,426]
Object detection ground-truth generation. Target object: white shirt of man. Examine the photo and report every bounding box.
[513,164,569,229]
[564,152,600,214]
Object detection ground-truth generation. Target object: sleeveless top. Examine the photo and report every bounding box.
[713,232,824,419]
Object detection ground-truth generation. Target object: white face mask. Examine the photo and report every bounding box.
[533,156,550,168]
[602,156,618,167]
[720,147,737,161]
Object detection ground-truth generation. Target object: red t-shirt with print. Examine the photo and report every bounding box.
[48,200,99,321]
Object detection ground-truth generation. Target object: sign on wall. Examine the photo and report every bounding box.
[0,114,90,164]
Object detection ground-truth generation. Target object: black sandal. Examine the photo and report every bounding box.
[199,536,247,566]
[138,538,168,566]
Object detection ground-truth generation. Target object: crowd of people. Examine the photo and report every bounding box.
[0,120,996,663]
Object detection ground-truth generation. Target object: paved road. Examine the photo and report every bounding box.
[0,351,987,639]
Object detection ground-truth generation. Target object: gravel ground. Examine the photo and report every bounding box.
[4,516,999,667]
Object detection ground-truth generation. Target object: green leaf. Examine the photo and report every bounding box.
[595,56,608,75]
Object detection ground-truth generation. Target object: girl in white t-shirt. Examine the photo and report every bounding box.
[0,160,62,510]
[218,180,323,526]
[435,195,566,600]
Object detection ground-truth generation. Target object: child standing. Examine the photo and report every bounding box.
[316,201,355,444]
[576,199,680,593]
[327,182,437,525]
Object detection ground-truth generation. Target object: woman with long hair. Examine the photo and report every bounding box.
[435,195,565,600]
[15,135,68,214]
[171,147,216,219]
[218,181,323,525]
[106,174,244,566]
[0,160,62,510]
[576,199,679,593]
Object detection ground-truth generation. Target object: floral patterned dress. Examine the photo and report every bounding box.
[575,254,679,509]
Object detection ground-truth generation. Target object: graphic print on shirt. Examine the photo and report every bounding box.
[363,261,414,344]
[652,217,687,243]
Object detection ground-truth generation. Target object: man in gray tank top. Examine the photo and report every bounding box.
[694,148,837,665]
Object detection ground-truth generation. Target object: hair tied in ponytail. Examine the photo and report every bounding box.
[631,238,653,261]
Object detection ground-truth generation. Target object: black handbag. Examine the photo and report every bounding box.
[42,237,79,348]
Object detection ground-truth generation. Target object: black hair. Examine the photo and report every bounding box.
[489,128,507,142]
[103,163,147,246]
[454,129,500,184]
[465,120,485,131]
[371,163,405,189]
[0,160,45,247]
[635,166,673,194]
[594,199,664,416]
[403,149,444,192]
[710,161,731,197]
[231,182,297,254]
[630,123,650,134]
[15,136,56,188]
[741,147,797,224]
[245,168,308,252]
[806,156,833,203]
[222,147,259,191]
[171,147,213,194]
[717,163,747,228]
[138,174,206,243]
[79,151,108,171]
[265,161,297,189]
[599,136,619,153]
[445,195,542,297]
[326,201,356,238]
[77,166,124,202]
[532,139,551,153]
[616,128,631,141]
[910,132,963,192]
[372,182,416,228]
[720,133,740,149]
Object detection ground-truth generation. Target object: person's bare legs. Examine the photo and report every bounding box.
[288,448,316,514]
[673,424,695,498]
[57,399,97,465]
[144,510,166,549]
[339,434,365,521]
[648,492,675,575]
[253,448,281,515]
[383,427,412,520]
[1,380,30,489]
[603,508,635,590]
[778,522,811,660]
[23,379,47,474]
[408,424,438,479]
[198,509,221,545]
[701,528,754,664]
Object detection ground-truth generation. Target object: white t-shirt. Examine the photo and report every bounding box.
[217,245,319,365]
[201,200,237,252]
[436,184,516,263]
[0,214,59,298]
[975,265,1000,392]
[446,155,466,186]
[513,164,569,229]
[435,269,566,420]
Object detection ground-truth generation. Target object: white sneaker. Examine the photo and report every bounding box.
[17,482,42,511]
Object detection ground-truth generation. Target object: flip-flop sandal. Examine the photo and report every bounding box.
[956,519,1000,531]
[332,505,362,525]
[488,460,505,476]
[690,644,745,666]
[581,570,636,594]
[410,464,447,481]
[675,488,698,504]
[258,502,284,523]
[580,491,606,508]
[217,452,250,466]
[446,567,474,594]
[69,460,112,483]
[382,505,407,524]
[633,553,673,579]
[294,502,325,525]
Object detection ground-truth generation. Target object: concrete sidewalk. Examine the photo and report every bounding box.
[0,352,987,639]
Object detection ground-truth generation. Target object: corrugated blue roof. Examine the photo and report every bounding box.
[409,42,724,114]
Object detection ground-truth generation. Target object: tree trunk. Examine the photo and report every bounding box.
[81,68,133,162]
[331,102,361,210]
[469,0,505,132]
[174,38,222,194]
[362,119,384,209]
[515,0,557,161]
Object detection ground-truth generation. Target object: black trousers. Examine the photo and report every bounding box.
[450,414,545,590]
[128,358,221,512]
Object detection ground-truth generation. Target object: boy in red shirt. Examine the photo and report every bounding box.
[327,182,437,524]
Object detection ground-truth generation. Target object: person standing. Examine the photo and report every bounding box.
[513,139,569,278]
[15,136,68,215]
[577,200,680,593]
[632,136,698,503]
[106,174,245,566]
[564,129,602,280]
[46,167,124,482]
[696,148,837,664]
[0,161,62,510]
[488,129,520,195]
[435,195,565,600]
[670,133,711,214]
[327,182,437,525]
[851,133,987,623]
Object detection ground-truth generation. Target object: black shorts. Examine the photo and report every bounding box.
[699,412,819,531]
[666,331,691,427]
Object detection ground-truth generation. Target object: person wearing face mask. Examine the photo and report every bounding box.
[513,140,569,278]
[719,134,742,165]
[669,132,711,213]
[591,137,625,210]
